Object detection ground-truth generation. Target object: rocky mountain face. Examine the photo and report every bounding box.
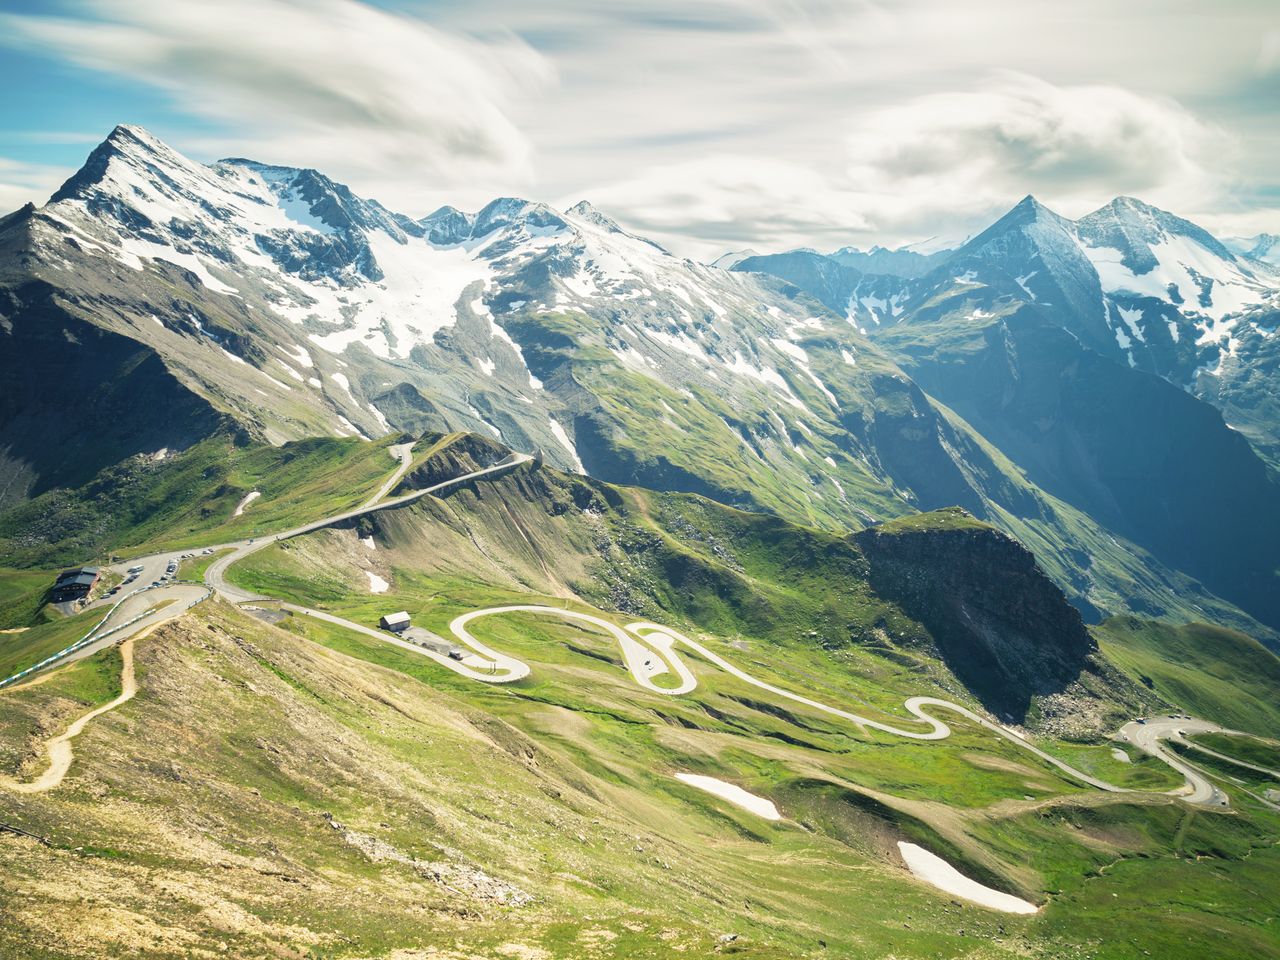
[1,126,1277,643]
[855,508,1097,720]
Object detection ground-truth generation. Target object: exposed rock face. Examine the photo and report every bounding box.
[397,431,514,492]
[855,509,1095,720]
[0,280,227,507]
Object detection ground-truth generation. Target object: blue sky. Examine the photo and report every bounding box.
[2,0,1277,258]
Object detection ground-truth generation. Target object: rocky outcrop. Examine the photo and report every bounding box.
[0,282,227,507]
[397,431,516,493]
[855,508,1095,720]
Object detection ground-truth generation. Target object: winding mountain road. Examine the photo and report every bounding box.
[0,444,1244,807]
[424,606,1214,801]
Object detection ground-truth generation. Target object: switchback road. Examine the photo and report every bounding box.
[0,445,1249,807]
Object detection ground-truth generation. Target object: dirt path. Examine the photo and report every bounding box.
[0,633,141,794]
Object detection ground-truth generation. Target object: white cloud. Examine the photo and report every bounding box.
[573,156,872,260]
[579,73,1237,257]
[845,73,1224,216]
[0,158,75,214]
[4,1,1276,253]
[4,0,553,211]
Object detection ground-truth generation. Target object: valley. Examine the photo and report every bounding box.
[2,432,1276,957]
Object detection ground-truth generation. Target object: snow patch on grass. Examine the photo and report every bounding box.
[549,418,586,474]
[233,491,261,517]
[897,842,1037,914]
[674,774,780,820]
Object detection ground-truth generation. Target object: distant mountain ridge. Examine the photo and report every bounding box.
[735,194,1280,636]
[737,193,1278,382]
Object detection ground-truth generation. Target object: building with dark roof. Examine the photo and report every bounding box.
[51,566,101,602]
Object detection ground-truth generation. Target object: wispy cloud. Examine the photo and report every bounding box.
[3,0,1277,253]
[577,73,1234,259]
[0,157,76,213]
[840,72,1228,231]
[3,0,554,209]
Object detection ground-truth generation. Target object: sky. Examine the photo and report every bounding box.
[1,0,1277,260]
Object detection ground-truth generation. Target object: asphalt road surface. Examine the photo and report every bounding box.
[1119,716,1231,806]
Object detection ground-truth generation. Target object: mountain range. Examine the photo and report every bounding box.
[3,125,1278,644]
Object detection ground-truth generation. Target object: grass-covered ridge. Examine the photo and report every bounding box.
[870,505,993,535]
[0,430,409,568]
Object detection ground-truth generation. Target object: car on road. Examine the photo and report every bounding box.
[127,565,145,574]
[1136,718,1147,724]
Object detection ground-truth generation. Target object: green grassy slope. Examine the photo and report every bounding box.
[1,598,1275,959]
[0,568,56,629]
[1,438,1277,957]
[0,608,103,680]
[1188,733,1280,772]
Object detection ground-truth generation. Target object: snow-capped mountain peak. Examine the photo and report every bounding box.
[1074,197,1273,350]
[563,200,625,235]
[21,125,880,479]
[1077,196,1239,274]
